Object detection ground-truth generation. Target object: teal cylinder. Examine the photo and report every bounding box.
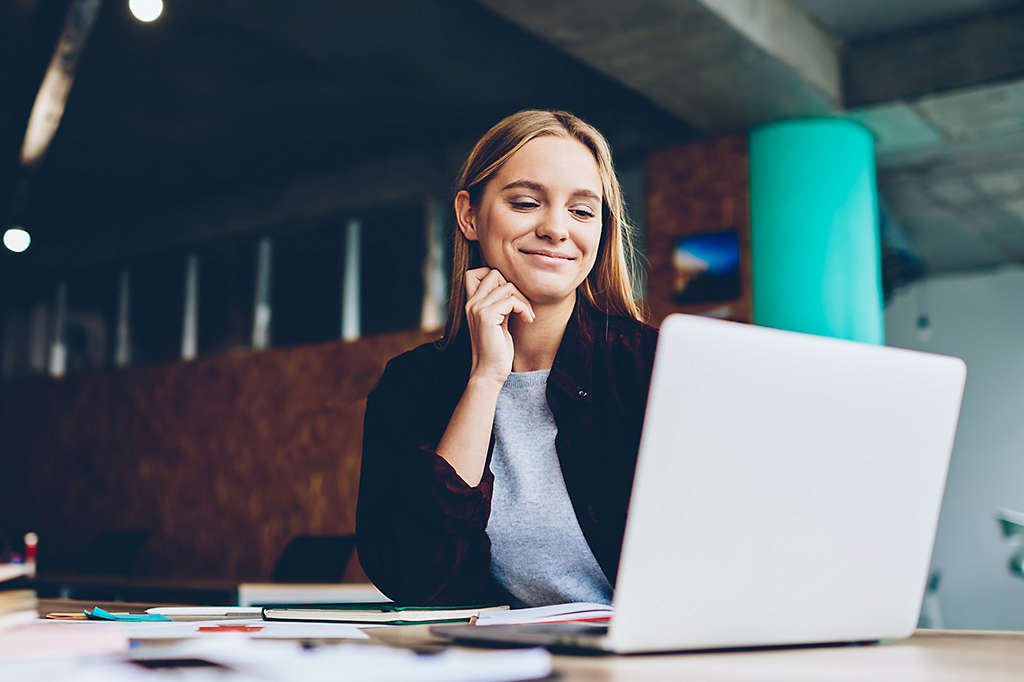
[749,119,884,344]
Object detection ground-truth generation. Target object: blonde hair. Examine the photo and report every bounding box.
[442,110,643,344]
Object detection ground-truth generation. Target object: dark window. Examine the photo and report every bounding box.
[131,251,184,366]
[198,237,256,356]
[360,201,425,335]
[271,222,343,347]
[65,267,117,373]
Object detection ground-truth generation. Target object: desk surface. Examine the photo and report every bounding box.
[37,599,1024,681]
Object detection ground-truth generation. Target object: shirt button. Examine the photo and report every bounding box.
[577,388,589,399]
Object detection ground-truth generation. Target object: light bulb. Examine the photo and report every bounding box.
[129,0,163,22]
[3,227,30,253]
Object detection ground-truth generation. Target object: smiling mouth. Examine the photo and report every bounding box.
[520,249,575,260]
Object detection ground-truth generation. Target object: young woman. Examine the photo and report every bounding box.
[356,110,658,607]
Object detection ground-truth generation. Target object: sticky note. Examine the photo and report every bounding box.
[85,607,172,622]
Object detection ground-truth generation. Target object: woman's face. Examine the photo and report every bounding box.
[460,135,604,306]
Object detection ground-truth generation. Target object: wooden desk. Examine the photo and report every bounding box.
[36,600,1024,681]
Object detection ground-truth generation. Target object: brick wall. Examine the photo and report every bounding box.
[645,135,752,324]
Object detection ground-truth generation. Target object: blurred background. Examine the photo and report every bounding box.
[1,0,1023,629]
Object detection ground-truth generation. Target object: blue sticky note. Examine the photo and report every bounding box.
[85,606,171,622]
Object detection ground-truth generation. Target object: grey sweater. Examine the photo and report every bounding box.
[485,369,613,607]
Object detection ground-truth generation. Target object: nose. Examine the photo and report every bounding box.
[535,208,569,242]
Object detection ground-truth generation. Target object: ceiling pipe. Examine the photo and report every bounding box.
[7,0,102,226]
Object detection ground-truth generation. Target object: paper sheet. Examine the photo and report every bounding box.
[475,601,613,626]
[0,621,129,662]
[139,638,553,682]
[1,637,551,682]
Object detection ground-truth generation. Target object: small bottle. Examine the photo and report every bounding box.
[24,532,38,578]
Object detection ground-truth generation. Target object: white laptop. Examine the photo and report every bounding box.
[433,313,967,653]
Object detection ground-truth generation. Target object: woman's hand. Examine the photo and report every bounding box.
[464,267,535,386]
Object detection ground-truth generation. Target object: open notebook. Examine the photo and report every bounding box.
[262,603,509,625]
[475,603,612,626]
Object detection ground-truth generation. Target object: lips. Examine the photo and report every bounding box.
[520,249,574,260]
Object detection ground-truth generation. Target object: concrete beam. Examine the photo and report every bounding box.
[700,0,839,102]
[848,81,1024,169]
[844,6,1024,108]
[473,0,841,132]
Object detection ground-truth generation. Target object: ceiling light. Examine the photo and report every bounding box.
[129,0,163,22]
[3,228,31,253]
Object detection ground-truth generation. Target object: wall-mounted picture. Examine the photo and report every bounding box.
[672,230,742,305]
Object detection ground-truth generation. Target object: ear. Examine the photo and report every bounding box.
[454,190,479,242]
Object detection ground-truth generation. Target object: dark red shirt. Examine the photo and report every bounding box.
[356,301,658,605]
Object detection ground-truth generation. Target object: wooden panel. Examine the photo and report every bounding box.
[645,135,752,325]
[0,329,436,580]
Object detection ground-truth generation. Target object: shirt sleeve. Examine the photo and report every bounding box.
[355,355,504,606]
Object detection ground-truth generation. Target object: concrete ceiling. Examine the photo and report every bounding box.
[790,0,1020,40]
[3,0,1023,278]
[478,0,1024,275]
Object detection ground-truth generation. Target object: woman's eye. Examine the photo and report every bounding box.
[572,208,596,219]
[511,201,540,209]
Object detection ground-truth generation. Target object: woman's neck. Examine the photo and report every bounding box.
[508,291,576,372]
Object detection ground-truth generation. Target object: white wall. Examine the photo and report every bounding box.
[886,266,1024,629]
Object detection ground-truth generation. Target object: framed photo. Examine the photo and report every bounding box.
[672,230,742,306]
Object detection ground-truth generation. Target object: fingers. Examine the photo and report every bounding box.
[504,293,536,323]
[476,288,533,324]
[465,268,536,323]
[465,267,504,300]
[474,282,514,311]
[469,282,536,323]
[507,287,536,322]
[464,268,486,298]
[492,284,535,323]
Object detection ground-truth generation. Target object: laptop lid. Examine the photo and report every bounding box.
[607,314,966,653]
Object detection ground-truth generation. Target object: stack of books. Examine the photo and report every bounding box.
[0,563,36,631]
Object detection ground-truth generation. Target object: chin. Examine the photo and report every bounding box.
[503,263,587,306]
[516,283,578,306]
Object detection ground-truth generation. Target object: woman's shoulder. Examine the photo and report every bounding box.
[375,335,469,393]
[384,338,443,371]
[571,305,659,379]
[587,308,659,354]
[604,312,658,341]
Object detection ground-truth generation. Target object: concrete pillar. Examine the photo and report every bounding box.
[749,119,884,344]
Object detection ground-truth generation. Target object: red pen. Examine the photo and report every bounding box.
[197,625,264,633]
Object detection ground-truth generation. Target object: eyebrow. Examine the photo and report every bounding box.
[500,180,601,202]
